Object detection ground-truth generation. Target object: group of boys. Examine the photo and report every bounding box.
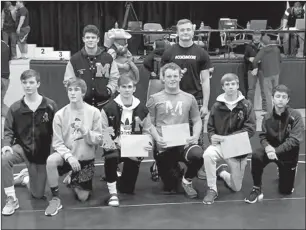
[1,21,304,218]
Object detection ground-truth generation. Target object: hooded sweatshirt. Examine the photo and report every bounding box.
[207,91,256,159]
[101,95,152,152]
[52,102,103,161]
[253,45,282,77]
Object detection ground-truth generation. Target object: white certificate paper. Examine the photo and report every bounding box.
[121,135,151,157]
[220,131,252,159]
[161,123,190,147]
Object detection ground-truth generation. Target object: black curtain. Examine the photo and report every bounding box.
[2,1,301,55]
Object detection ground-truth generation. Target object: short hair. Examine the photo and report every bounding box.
[20,69,40,82]
[176,19,193,27]
[161,62,182,77]
[16,1,25,5]
[272,84,291,98]
[82,25,100,37]
[220,73,239,86]
[66,78,87,95]
[293,2,302,7]
[118,72,137,87]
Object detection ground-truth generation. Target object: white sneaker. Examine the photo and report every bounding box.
[2,197,19,216]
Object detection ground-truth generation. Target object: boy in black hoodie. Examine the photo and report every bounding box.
[245,84,304,204]
[203,73,256,205]
[101,73,161,207]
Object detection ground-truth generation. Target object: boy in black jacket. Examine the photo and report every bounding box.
[101,73,161,207]
[1,69,57,216]
[245,84,304,204]
[203,73,256,205]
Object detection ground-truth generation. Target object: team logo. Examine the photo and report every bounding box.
[42,112,49,123]
[96,63,110,78]
[77,69,86,75]
[237,110,244,120]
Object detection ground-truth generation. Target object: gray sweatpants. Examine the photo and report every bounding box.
[203,144,248,193]
[2,144,47,198]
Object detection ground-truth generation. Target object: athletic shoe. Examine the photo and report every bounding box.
[203,189,218,205]
[45,197,62,216]
[197,166,206,180]
[2,197,19,216]
[14,168,29,186]
[106,194,119,207]
[244,187,264,204]
[181,181,197,199]
[216,164,228,180]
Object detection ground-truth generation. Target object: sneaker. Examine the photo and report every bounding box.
[216,164,228,180]
[181,181,198,199]
[2,197,19,216]
[244,187,264,204]
[107,194,119,207]
[203,189,218,205]
[14,168,29,186]
[197,166,206,180]
[45,197,62,216]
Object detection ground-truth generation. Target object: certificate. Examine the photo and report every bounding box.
[220,132,252,159]
[121,135,151,157]
[161,123,190,147]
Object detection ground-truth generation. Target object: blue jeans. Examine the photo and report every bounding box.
[263,75,279,114]
[247,70,267,111]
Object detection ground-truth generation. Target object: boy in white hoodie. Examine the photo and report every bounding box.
[203,73,256,205]
[44,78,102,216]
[101,73,160,207]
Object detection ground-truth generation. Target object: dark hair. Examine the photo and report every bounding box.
[66,78,87,95]
[161,62,182,77]
[118,72,137,87]
[82,25,100,37]
[293,2,302,8]
[272,84,291,98]
[20,69,40,82]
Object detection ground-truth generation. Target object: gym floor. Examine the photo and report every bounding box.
[1,132,305,229]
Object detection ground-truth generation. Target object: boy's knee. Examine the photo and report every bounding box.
[75,189,90,202]
[203,145,217,160]
[46,153,61,168]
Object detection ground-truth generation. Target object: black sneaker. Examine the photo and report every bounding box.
[244,187,264,204]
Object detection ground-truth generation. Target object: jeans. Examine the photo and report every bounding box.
[247,70,267,111]
[1,78,10,117]
[2,31,17,58]
[263,75,279,114]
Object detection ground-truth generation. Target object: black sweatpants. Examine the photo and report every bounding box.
[251,148,298,195]
[104,150,141,194]
[154,145,203,192]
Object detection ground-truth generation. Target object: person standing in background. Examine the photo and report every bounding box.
[1,1,17,60]
[1,40,11,118]
[252,35,282,114]
[282,1,305,57]
[15,1,30,59]
[244,32,267,112]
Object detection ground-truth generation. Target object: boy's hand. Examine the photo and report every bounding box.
[186,135,198,146]
[1,146,13,155]
[267,151,278,160]
[251,68,258,76]
[265,145,275,154]
[67,156,81,172]
[144,142,153,152]
[211,135,224,146]
[156,137,167,148]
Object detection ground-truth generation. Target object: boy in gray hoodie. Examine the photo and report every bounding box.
[252,35,282,114]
